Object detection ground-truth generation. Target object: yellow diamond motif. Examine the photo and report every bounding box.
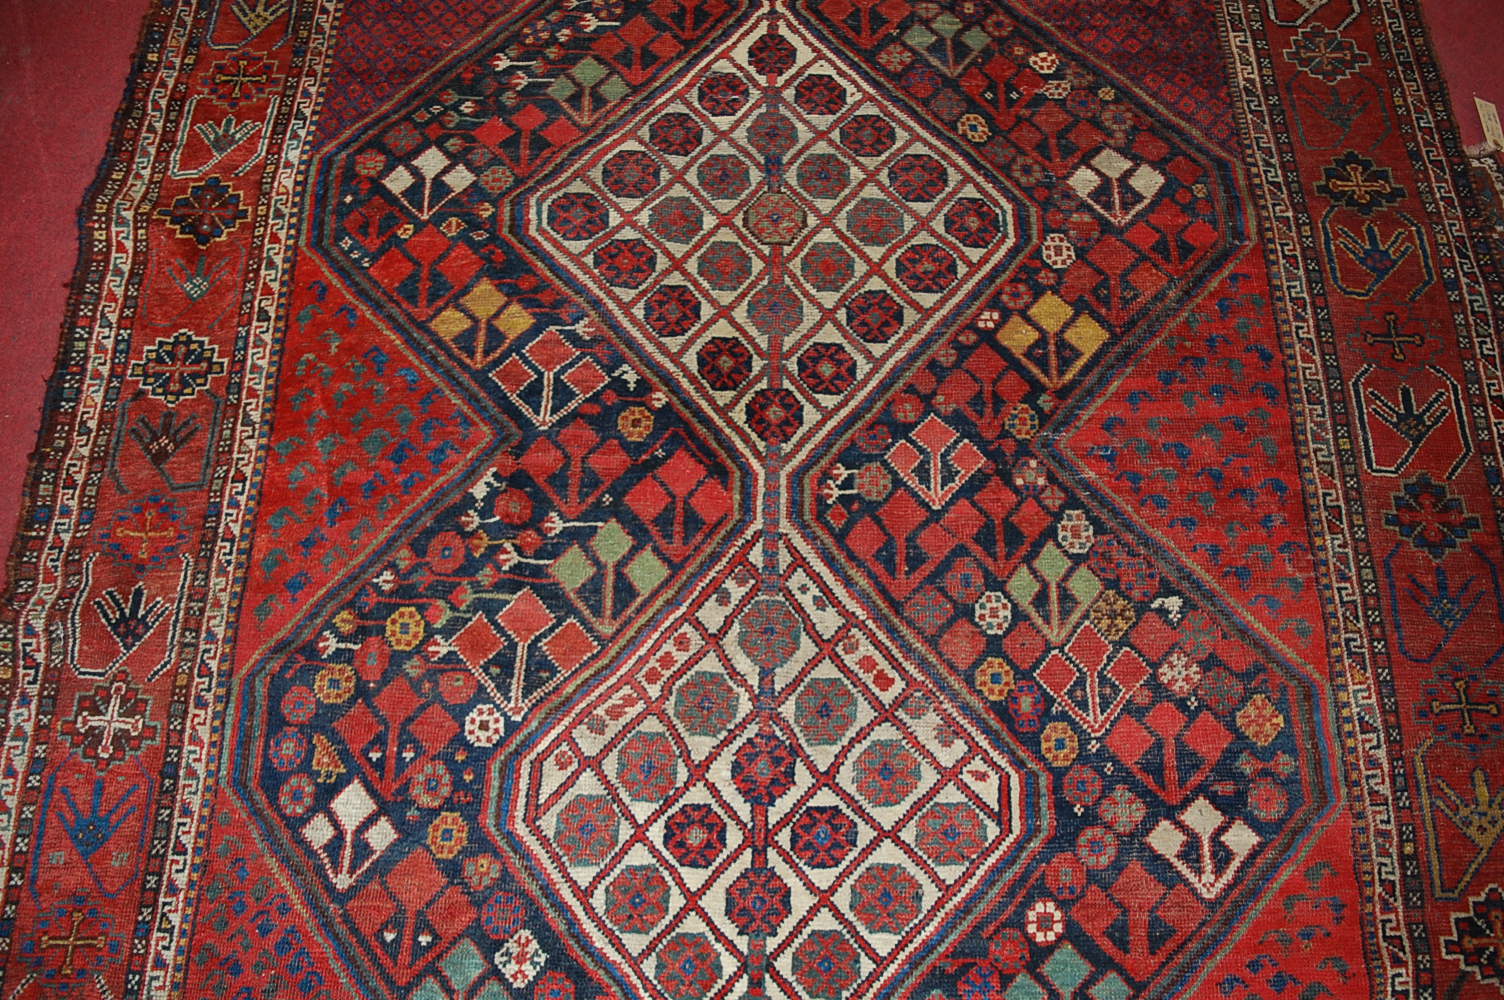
[997,294,1111,390]
[1062,313,1108,379]
[461,278,507,321]
[430,306,473,341]
[493,301,535,345]
[1027,291,1074,334]
[998,314,1041,355]
[429,279,536,367]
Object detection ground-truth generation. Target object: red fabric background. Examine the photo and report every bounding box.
[0,0,144,587]
[1423,0,1504,148]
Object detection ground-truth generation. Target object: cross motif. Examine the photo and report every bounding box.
[140,343,217,397]
[1326,161,1393,204]
[78,680,146,760]
[41,911,107,977]
[1362,312,1424,362]
[113,508,179,560]
[1431,677,1499,735]
[129,331,226,403]
[213,63,268,101]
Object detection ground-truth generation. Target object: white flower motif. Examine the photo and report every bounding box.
[465,703,506,747]
[1030,50,1060,73]
[1025,898,1065,945]
[496,928,546,987]
[1042,232,1076,269]
[1158,649,1202,697]
[1057,509,1095,555]
[975,591,1014,635]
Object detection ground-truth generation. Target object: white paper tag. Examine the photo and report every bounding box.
[1477,96,1504,151]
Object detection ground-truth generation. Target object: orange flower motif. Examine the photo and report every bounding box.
[1040,720,1079,767]
[617,405,654,442]
[428,812,468,859]
[385,605,425,651]
[976,657,1016,701]
[1237,693,1285,747]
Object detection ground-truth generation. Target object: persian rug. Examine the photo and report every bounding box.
[4,0,1504,997]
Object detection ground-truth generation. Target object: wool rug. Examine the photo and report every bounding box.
[3,1,1503,997]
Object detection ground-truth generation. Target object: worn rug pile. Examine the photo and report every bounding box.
[3,0,1504,997]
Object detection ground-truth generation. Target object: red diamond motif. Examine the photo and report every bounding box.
[494,357,535,395]
[454,614,504,669]
[543,621,598,673]
[563,359,607,397]
[525,328,576,371]
[1066,622,1111,671]
[1036,650,1078,699]
[497,589,555,644]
